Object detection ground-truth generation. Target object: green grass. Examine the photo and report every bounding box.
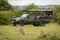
[0,23,60,40]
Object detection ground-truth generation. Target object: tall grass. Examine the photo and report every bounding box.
[0,23,60,40]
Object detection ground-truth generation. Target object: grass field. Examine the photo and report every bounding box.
[0,23,60,40]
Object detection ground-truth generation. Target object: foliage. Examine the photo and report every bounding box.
[38,31,60,40]
[11,6,23,17]
[53,6,60,24]
[0,11,13,25]
[0,0,12,11]
[23,3,39,15]
[24,3,38,10]
[0,23,60,40]
[56,12,60,24]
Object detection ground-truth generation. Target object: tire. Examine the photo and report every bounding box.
[33,23,40,26]
[39,21,46,26]
[33,23,38,26]
[13,23,17,26]
[19,21,24,26]
[33,23,36,26]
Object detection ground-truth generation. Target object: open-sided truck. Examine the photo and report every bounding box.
[12,9,53,26]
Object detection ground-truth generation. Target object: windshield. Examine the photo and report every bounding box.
[20,14,29,18]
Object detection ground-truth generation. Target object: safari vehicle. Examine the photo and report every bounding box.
[12,9,53,26]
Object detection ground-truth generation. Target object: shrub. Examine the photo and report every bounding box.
[0,11,14,25]
[56,12,60,24]
[53,6,60,24]
[38,31,60,40]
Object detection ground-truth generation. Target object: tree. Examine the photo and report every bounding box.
[0,0,13,25]
[0,0,12,11]
[24,3,38,10]
[23,3,38,15]
[0,11,13,25]
[11,6,23,17]
[53,6,60,24]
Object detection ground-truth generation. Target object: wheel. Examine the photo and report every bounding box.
[33,23,40,26]
[13,23,17,26]
[39,21,46,26]
[19,21,24,26]
[33,23,37,26]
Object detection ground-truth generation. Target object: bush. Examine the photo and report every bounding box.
[53,6,60,24]
[0,11,14,25]
[57,18,60,25]
[11,6,23,17]
[38,31,60,40]
[56,12,60,24]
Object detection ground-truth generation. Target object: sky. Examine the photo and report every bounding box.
[8,0,60,6]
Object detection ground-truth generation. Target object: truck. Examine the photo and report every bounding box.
[12,9,53,26]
